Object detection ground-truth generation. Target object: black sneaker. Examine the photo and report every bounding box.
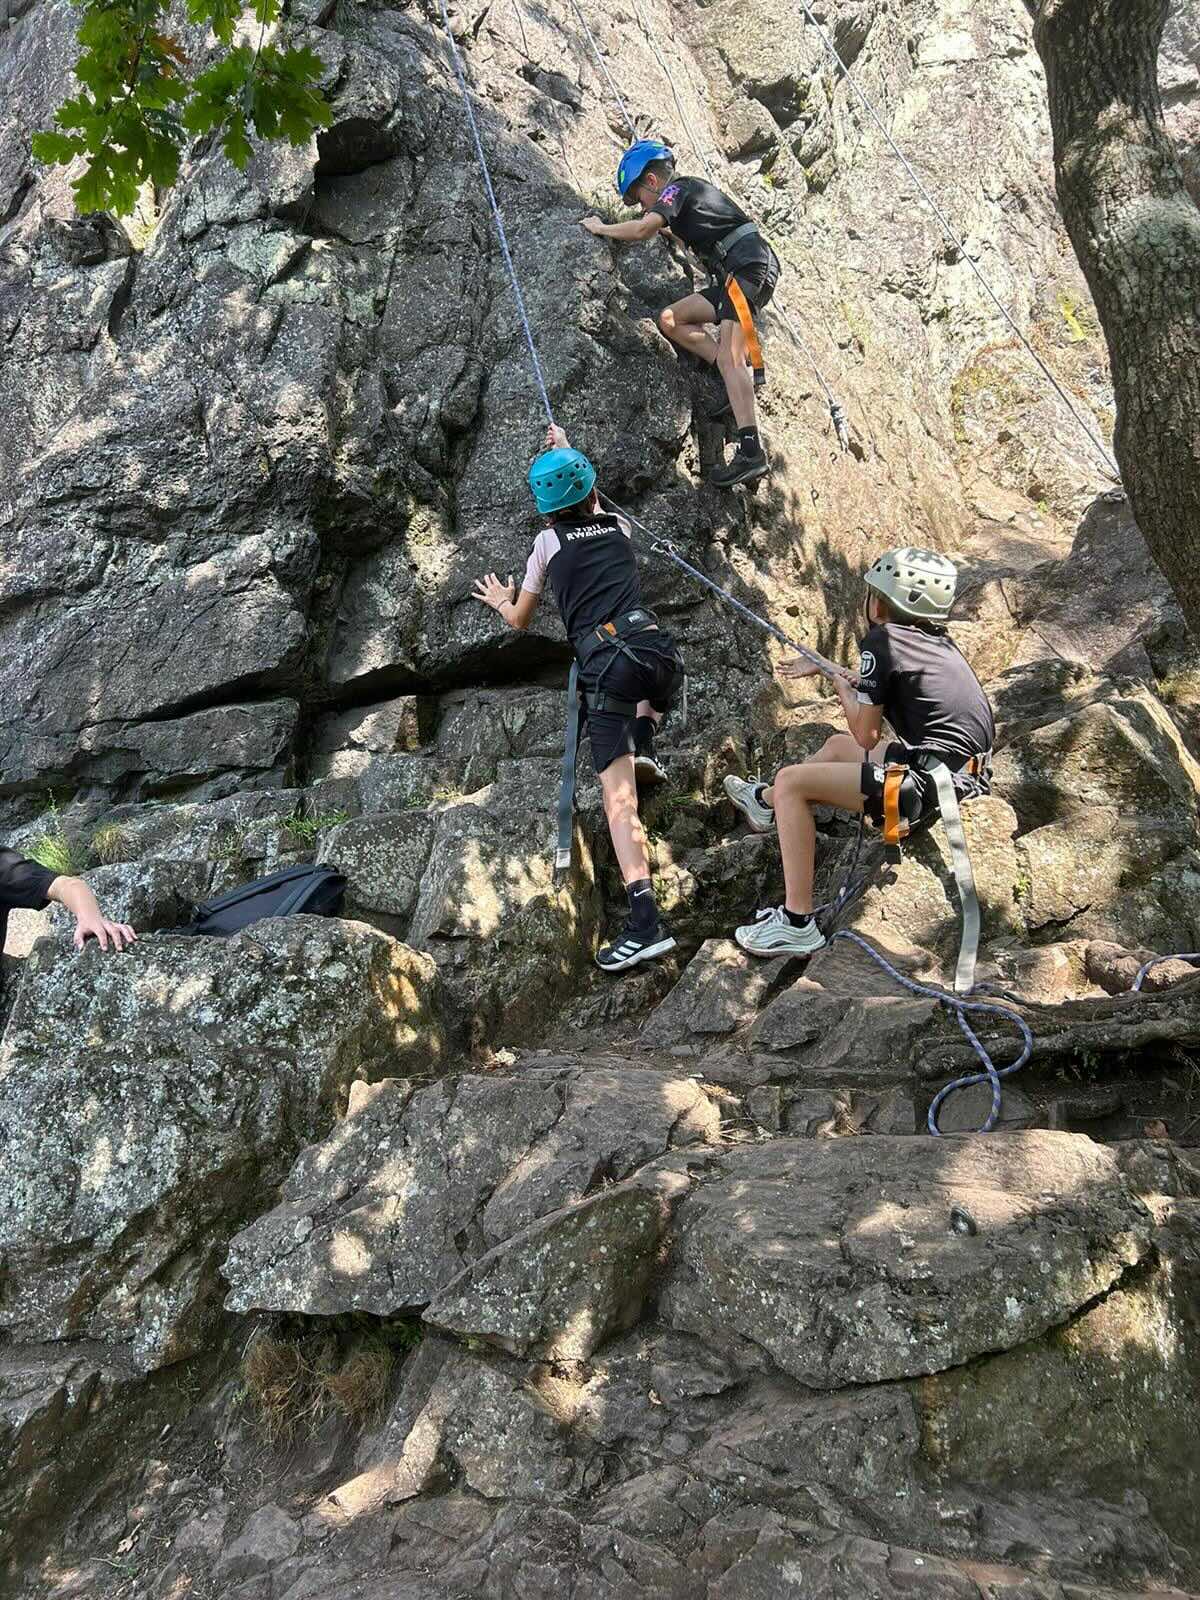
[596,920,677,972]
[708,446,769,488]
[634,750,668,785]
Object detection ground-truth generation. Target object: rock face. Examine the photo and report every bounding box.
[222,1062,720,1317]
[5,0,1200,1595]
[0,918,444,1370]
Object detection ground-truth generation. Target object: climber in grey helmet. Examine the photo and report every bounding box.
[723,547,995,958]
[578,140,780,490]
[472,425,685,972]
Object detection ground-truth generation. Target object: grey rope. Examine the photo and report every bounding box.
[1133,953,1200,991]
[564,0,637,140]
[795,0,1120,482]
[438,0,555,426]
[598,491,853,682]
[830,931,1034,1135]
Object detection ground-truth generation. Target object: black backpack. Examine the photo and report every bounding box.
[179,864,347,937]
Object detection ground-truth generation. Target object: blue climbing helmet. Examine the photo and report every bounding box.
[616,138,674,200]
[529,447,597,515]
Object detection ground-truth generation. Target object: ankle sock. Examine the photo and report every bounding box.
[784,908,814,929]
[738,427,761,455]
[633,715,656,756]
[753,783,772,810]
[626,877,658,930]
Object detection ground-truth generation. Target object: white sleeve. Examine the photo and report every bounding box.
[521,530,558,594]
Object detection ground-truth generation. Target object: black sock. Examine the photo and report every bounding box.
[784,909,813,928]
[753,784,773,809]
[738,427,761,455]
[626,877,658,930]
[633,715,656,756]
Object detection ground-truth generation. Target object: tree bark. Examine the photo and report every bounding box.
[1027,0,1200,636]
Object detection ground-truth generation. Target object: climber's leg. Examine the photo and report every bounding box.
[658,294,719,364]
[717,315,757,431]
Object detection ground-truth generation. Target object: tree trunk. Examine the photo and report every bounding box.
[1028,0,1200,636]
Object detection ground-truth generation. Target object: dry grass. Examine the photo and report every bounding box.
[322,1346,394,1426]
[242,1329,398,1443]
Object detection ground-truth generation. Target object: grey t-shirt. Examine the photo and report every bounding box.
[855,622,995,767]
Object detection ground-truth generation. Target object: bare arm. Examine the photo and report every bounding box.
[777,658,880,749]
[47,876,137,951]
[580,212,666,242]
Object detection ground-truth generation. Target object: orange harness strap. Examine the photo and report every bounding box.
[725,275,764,383]
[882,764,906,847]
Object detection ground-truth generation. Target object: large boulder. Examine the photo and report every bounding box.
[0,917,444,1369]
[222,1062,720,1318]
[659,1133,1152,1387]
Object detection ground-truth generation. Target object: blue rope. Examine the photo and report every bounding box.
[1133,952,1200,991]
[438,0,556,427]
[829,929,1033,1136]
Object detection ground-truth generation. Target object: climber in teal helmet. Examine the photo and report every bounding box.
[472,425,685,972]
[578,139,780,489]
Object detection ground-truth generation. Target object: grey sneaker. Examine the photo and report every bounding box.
[634,751,668,786]
[734,905,825,958]
[724,774,776,833]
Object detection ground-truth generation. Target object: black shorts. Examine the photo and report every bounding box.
[859,742,939,831]
[700,248,780,325]
[581,629,683,775]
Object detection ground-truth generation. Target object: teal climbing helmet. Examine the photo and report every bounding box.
[616,139,674,199]
[529,447,597,515]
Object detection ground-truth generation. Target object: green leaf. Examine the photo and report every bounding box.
[223,108,252,169]
[31,130,82,164]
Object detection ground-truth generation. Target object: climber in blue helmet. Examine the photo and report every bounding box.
[578,139,781,489]
[472,425,685,972]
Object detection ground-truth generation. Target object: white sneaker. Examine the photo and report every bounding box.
[724,774,776,833]
[734,905,825,958]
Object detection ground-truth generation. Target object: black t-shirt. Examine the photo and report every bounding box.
[649,176,764,270]
[856,622,995,768]
[522,513,644,646]
[0,846,58,956]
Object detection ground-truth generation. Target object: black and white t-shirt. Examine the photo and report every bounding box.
[0,846,57,959]
[856,622,995,768]
[648,177,764,270]
[522,513,643,645]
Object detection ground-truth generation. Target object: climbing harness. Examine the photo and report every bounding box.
[724,275,765,388]
[792,0,1120,484]
[555,608,683,867]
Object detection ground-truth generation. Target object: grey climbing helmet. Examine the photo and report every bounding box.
[864,547,957,622]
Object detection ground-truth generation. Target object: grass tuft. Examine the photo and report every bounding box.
[91,822,131,866]
[283,808,351,843]
[242,1322,413,1444]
